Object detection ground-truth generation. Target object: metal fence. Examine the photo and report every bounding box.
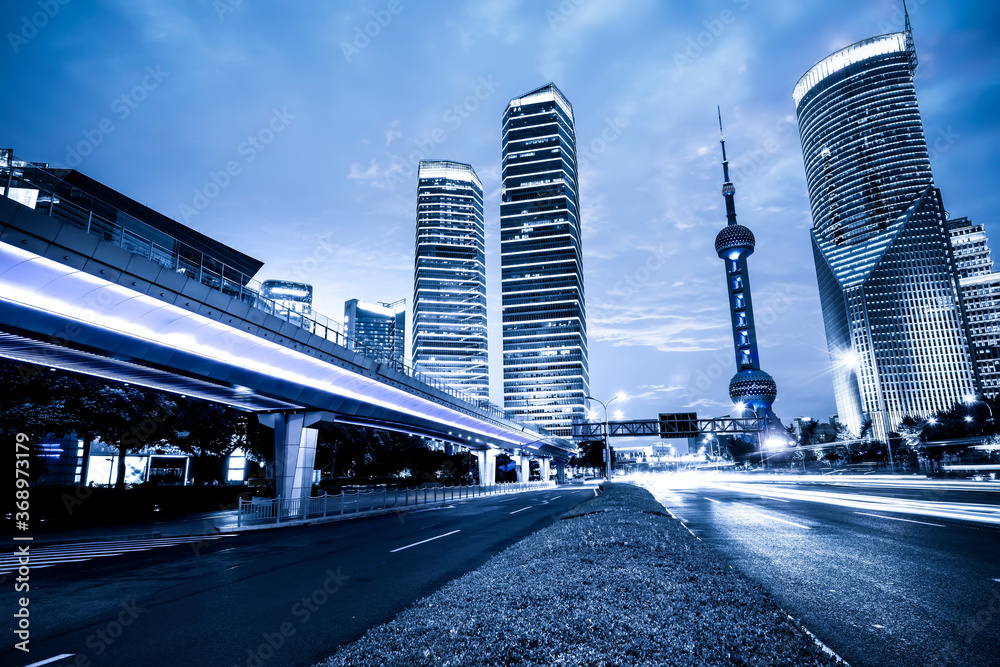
[237,481,556,527]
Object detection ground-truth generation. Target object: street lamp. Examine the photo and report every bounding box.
[963,394,994,425]
[585,394,623,480]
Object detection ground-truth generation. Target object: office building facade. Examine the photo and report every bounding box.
[412,161,489,401]
[948,217,1000,397]
[793,22,977,440]
[345,298,406,365]
[261,280,313,329]
[500,83,588,435]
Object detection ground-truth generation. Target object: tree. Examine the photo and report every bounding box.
[165,397,242,484]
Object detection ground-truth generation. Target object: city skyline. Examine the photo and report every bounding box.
[3,0,997,425]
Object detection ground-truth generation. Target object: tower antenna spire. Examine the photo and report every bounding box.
[902,0,918,71]
[718,106,728,162]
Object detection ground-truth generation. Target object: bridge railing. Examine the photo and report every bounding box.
[236,481,555,527]
[0,150,518,423]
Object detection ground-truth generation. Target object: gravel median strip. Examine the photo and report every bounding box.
[317,483,845,667]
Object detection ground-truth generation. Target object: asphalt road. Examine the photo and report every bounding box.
[641,474,1000,667]
[4,487,598,667]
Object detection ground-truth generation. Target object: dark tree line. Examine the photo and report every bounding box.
[1,360,472,489]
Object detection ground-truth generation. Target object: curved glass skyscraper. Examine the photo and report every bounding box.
[500,83,589,435]
[413,160,489,401]
[794,22,977,440]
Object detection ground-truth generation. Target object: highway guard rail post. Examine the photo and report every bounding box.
[237,480,555,527]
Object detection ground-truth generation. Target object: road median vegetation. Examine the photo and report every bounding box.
[318,482,844,666]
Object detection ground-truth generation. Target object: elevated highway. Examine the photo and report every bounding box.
[0,163,572,501]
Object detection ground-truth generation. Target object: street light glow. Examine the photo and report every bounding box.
[834,348,860,370]
[764,437,788,450]
[964,416,974,423]
[963,394,976,405]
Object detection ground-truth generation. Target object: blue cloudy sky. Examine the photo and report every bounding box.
[3,0,998,426]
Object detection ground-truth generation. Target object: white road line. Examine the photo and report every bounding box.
[390,529,461,553]
[854,512,945,527]
[704,497,722,504]
[24,655,75,667]
[509,506,532,515]
[551,495,562,500]
[992,578,1000,583]
[757,513,811,530]
[771,498,790,503]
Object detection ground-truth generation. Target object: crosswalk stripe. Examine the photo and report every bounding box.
[0,534,236,574]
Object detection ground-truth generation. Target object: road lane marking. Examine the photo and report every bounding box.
[390,529,461,553]
[704,497,721,504]
[509,506,532,515]
[854,512,945,527]
[551,495,562,500]
[991,578,1000,583]
[756,513,811,529]
[24,655,75,667]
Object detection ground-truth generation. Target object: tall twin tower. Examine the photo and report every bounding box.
[412,83,589,436]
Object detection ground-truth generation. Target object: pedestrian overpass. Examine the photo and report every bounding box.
[0,156,573,501]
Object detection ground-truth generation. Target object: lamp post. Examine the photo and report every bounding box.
[964,394,994,426]
[585,394,621,480]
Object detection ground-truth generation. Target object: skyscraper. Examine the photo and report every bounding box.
[500,83,588,436]
[793,15,977,440]
[714,112,778,432]
[412,161,489,401]
[344,298,405,365]
[947,217,1000,397]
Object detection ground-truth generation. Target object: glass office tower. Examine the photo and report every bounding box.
[947,217,1000,398]
[345,298,406,365]
[794,22,977,440]
[500,83,589,436]
[412,161,489,401]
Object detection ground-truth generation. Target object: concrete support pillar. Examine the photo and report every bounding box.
[540,458,551,482]
[516,455,530,483]
[444,443,454,456]
[477,449,498,486]
[556,460,566,483]
[259,412,322,503]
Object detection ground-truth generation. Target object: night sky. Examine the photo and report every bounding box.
[3,0,998,429]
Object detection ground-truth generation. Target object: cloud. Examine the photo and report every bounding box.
[384,120,402,146]
[347,159,383,182]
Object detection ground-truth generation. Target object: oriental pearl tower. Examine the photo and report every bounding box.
[713,109,778,432]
